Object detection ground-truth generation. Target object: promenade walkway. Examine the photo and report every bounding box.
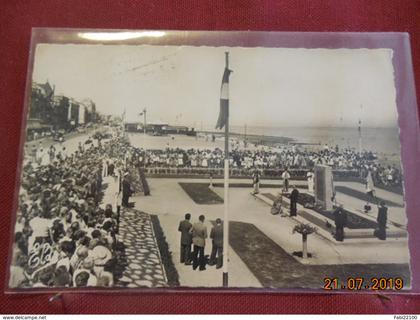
[135,178,410,269]
[100,176,167,288]
[127,178,409,288]
[151,177,407,227]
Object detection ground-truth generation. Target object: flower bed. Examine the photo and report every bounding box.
[178,182,223,204]
[284,192,378,229]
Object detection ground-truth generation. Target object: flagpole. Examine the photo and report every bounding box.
[223,51,229,287]
[122,108,126,138]
[142,107,147,170]
[358,104,362,154]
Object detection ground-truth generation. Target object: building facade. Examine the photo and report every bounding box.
[28,81,98,139]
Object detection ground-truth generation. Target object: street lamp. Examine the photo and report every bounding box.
[139,108,147,135]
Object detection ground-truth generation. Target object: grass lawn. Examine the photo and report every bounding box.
[229,221,410,289]
[150,215,180,287]
[179,182,223,204]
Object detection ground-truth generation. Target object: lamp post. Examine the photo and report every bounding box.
[139,108,147,135]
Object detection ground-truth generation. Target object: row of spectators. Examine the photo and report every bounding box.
[126,146,403,188]
[10,134,130,288]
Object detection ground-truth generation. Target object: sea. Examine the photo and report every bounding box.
[227,125,401,157]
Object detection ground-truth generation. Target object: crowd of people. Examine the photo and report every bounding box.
[131,145,403,187]
[9,131,134,288]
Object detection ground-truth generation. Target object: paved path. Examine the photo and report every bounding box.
[117,208,167,287]
[101,176,168,288]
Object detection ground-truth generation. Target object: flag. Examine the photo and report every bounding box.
[215,67,232,129]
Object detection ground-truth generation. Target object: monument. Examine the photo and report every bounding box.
[313,164,334,211]
[307,171,314,193]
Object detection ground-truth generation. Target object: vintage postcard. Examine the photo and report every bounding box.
[7,30,416,291]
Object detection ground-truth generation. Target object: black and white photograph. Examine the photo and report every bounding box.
[8,33,411,290]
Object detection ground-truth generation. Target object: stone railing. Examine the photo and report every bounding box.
[142,166,361,181]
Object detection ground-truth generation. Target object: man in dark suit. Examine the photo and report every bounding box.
[209,218,224,269]
[122,172,132,207]
[178,213,192,265]
[375,201,388,240]
[191,214,207,271]
[108,161,115,176]
[290,186,299,217]
[334,205,347,242]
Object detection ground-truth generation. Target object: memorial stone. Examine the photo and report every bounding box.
[314,164,334,211]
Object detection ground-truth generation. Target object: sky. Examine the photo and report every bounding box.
[32,44,398,129]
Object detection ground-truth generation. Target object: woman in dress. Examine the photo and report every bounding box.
[202,153,208,168]
[191,154,197,167]
[306,170,314,193]
[178,153,184,167]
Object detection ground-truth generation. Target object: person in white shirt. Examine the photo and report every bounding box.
[307,170,314,193]
[281,168,291,192]
[364,170,376,212]
[28,213,51,253]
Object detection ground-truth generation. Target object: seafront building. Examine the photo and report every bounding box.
[28,81,98,139]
